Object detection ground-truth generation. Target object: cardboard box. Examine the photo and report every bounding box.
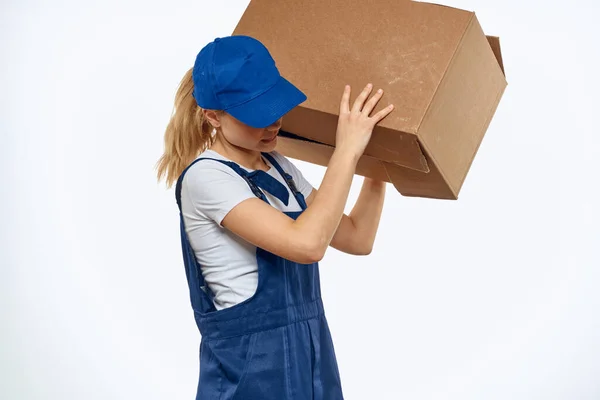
[233,0,507,199]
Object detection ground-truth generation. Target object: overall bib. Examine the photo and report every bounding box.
[175,153,344,400]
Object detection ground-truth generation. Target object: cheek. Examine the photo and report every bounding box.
[223,127,265,148]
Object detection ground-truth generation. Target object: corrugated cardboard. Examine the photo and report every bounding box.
[233,0,507,199]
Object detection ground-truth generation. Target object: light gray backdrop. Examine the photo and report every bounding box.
[2,0,599,399]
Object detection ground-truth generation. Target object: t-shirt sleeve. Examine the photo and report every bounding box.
[182,160,256,226]
[271,151,315,199]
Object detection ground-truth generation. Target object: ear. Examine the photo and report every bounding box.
[203,109,222,128]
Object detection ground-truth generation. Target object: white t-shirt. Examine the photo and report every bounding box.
[180,149,314,310]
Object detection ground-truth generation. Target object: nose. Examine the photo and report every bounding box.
[267,118,282,131]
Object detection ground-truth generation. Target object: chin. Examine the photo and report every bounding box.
[258,136,278,151]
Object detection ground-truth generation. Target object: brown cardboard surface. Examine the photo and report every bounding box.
[282,106,430,173]
[277,134,392,183]
[278,133,456,199]
[486,36,505,75]
[233,0,472,142]
[233,0,507,199]
[417,15,507,197]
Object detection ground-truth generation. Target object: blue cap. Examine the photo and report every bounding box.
[191,35,307,129]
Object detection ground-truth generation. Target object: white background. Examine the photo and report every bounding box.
[2,0,599,399]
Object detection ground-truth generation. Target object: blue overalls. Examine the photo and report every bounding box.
[175,153,344,400]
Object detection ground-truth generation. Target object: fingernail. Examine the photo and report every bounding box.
[367,83,372,88]
[377,89,383,93]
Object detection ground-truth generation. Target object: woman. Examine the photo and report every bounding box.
[156,35,394,400]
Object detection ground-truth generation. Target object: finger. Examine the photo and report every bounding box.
[362,88,384,116]
[339,85,351,114]
[371,104,395,122]
[351,83,373,114]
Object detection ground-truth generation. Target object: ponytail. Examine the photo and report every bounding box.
[156,67,216,187]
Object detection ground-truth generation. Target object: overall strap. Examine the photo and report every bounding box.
[175,157,291,210]
[174,156,275,313]
[175,157,262,210]
[262,152,308,210]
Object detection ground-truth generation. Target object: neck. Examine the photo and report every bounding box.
[210,135,267,171]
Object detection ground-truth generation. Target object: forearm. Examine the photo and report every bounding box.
[348,178,386,251]
[294,148,359,258]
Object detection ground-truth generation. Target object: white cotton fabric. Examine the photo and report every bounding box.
[180,149,314,310]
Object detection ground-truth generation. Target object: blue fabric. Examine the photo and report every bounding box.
[175,153,344,400]
[191,35,307,129]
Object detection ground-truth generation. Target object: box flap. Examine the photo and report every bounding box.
[384,160,457,199]
[276,132,392,182]
[276,132,457,199]
[486,36,505,76]
[281,107,430,173]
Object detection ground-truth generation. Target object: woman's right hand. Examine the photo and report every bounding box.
[335,83,394,161]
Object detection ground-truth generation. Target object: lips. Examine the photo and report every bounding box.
[261,131,279,142]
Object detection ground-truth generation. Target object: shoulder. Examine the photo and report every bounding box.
[183,152,242,186]
[181,152,253,204]
[181,152,257,224]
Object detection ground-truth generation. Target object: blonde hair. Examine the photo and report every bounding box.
[155,67,218,187]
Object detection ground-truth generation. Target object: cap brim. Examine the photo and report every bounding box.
[225,76,307,128]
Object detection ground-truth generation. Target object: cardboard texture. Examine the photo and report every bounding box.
[233,0,507,199]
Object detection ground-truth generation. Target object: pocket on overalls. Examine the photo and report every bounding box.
[200,333,257,399]
[232,327,291,400]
